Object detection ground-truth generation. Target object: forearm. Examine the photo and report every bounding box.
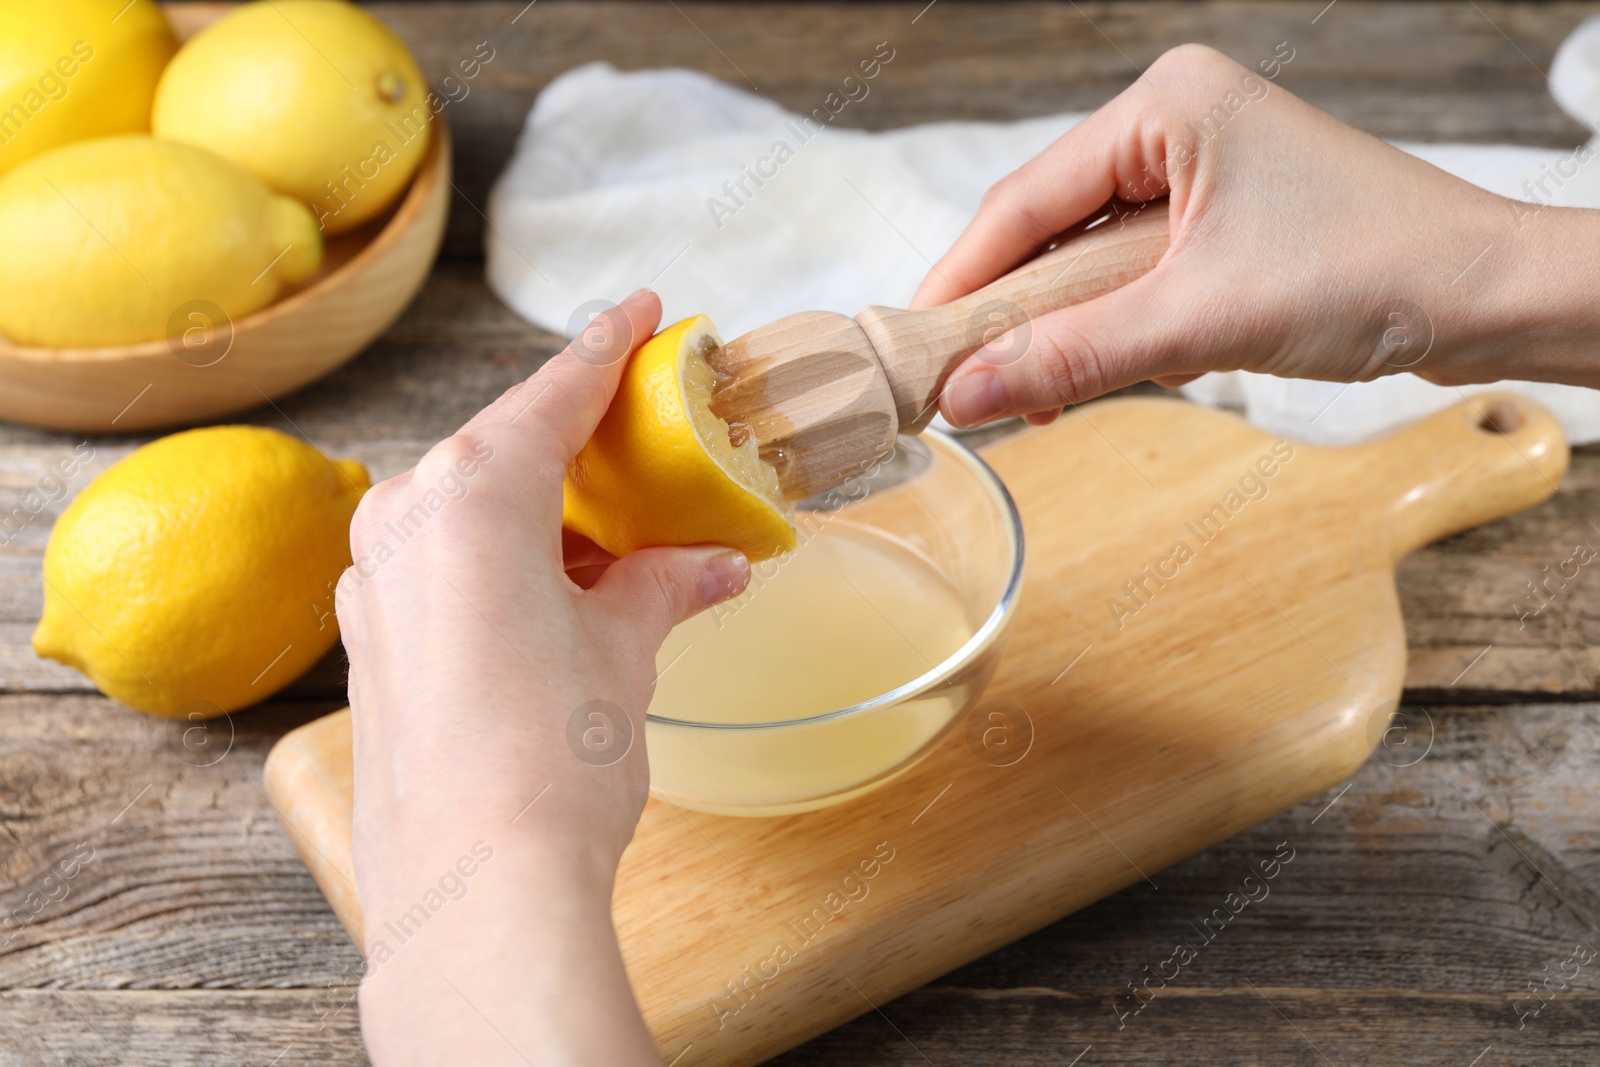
[918,47,1600,419]
[1439,201,1600,387]
[358,845,659,1067]
[340,289,739,1067]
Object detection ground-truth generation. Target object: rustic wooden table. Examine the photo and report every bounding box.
[5,2,1600,1063]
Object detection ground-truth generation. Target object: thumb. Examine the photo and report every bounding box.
[939,274,1196,426]
[589,545,750,647]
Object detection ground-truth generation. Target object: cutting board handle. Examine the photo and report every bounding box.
[856,203,1171,431]
[1372,390,1568,560]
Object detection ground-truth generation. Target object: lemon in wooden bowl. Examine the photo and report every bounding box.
[0,136,321,348]
[0,0,178,176]
[0,4,449,434]
[153,0,431,235]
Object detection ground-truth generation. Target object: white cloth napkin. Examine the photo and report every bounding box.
[486,22,1600,444]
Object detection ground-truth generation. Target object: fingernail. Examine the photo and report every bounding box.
[943,368,1009,427]
[621,287,655,310]
[701,550,750,604]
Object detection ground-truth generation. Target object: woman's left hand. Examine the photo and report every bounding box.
[340,288,748,1067]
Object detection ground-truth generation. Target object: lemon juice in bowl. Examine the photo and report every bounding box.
[559,315,1023,815]
[653,525,969,722]
[645,433,1024,817]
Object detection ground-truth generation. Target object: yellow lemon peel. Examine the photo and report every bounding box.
[32,426,369,717]
[563,315,796,562]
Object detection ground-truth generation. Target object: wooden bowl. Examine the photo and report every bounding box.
[0,11,450,433]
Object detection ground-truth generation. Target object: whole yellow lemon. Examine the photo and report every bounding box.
[153,0,431,235]
[0,0,177,176]
[0,135,321,347]
[33,426,370,718]
[563,316,796,562]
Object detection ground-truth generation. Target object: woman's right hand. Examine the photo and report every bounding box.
[917,44,1600,428]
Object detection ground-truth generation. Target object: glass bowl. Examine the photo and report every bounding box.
[645,430,1024,817]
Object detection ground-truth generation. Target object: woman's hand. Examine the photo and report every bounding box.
[339,288,748,1066]
[920,44,1600,428]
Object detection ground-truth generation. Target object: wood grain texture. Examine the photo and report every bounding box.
[4,3,1600,1065]
[262,393,1566,1065]
[8,696,1600,1064]
[0,696,359,992]
[0,990,369,1066]
[776,698,1600,1065]
[1397,441,1600,699]
[712,206,1170,499]
[708,311,898,499]
[859,206,1170,432]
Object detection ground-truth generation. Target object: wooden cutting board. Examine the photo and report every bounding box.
[263,391,1566,1065]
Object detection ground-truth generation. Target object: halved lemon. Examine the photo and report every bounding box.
[562,315,796,561]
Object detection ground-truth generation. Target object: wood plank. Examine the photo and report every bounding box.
[769,987,1600,1066]
[5,986,1598,1067]
[2,985,1597,1067]
[0,696,362,991]
[0,990,367,1067]
[1399,446,1600,697]
[5,696,1600,1063]
[8,692,1600,994]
